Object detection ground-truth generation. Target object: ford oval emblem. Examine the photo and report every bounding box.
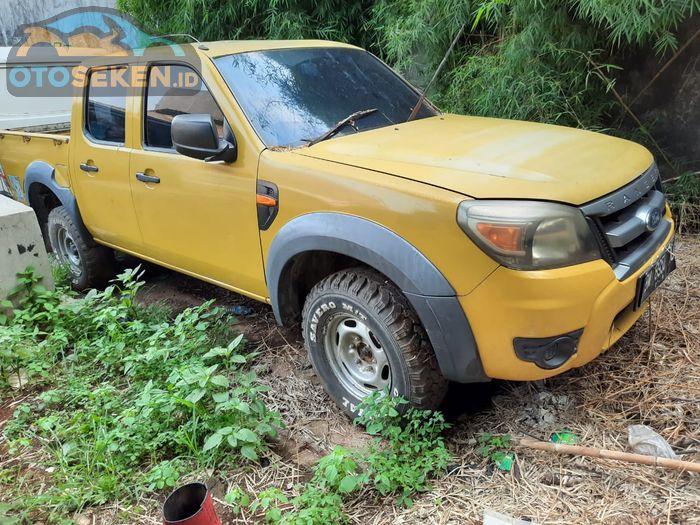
[646,208,662,231]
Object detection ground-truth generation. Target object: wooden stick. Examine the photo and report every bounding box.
[517,437,700,474]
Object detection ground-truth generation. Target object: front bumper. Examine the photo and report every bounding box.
[460,212,675,381]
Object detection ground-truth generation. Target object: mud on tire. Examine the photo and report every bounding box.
[302,267,448,417]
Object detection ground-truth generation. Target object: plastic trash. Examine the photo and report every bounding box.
[231,305,255,316]
[550,430,579,444]
[628,425,678,459]
[484,510,538,525]
[495,453,513,471]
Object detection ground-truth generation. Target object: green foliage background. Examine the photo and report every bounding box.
[118,0,696,129]
[119,0,698,193]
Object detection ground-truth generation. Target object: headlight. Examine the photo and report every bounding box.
[457,200,601,270]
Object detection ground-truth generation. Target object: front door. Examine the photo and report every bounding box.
[128,62,265,298]
[70,65,142,251]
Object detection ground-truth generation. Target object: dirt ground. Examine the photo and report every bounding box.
[3,235,700,524]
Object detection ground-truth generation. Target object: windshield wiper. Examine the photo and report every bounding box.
[306,108,378,147]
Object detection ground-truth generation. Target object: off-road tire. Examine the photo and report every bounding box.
[47,206,114,290]
[302,267,448,417]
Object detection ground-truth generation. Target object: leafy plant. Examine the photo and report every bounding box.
[1,267,281,521]
[116,0,373,44]
[255,392,452,523]
[476,432,514,471]
[667,172,700,205]
[225,486,252,514]
[0,268,61,386]
[250,487,290,523]
[356,392,452,507]
[49,256,73,289]
[2,267,60,328]
[144,459,183,491]
[2,266,455,523]
[0,324,37,387]
[281,447,365,524]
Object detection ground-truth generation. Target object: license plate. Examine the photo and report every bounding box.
[634,241,676,309]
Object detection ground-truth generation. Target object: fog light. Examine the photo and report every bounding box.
[513,329,583,370]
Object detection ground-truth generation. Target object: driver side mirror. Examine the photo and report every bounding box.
[171,114,237,163]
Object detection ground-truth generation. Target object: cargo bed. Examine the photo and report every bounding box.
[0,130,70,203]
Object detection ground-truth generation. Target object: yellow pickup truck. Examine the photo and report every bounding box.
[0,40,675,415]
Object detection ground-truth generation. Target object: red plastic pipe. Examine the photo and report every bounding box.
[163,482,221,525]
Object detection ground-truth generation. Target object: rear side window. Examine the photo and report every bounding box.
[85,67,128,144]
[144,64,226,150]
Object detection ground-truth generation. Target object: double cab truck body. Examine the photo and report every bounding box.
[0,40,675,414]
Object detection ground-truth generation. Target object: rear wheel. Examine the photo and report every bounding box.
[47,206,114,290]
[302,267,448,417]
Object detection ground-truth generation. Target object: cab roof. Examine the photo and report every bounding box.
[195,39,358,58]
[80,40,359,66]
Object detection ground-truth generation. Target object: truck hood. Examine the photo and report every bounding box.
[294,114,654,205]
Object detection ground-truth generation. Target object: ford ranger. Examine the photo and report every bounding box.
[0,40,676,415]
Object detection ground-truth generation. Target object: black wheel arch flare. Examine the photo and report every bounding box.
[24,160,95,247]
[266,212,488,383]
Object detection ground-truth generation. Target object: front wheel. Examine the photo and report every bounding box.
[302,267,448,417]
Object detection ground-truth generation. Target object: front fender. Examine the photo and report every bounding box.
[266,213,488,383]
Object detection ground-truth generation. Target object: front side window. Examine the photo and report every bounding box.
[86,67,127,144]
[214,47,437,148]
[144,64,226,150]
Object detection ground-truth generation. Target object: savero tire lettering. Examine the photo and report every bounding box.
[308,301,335,342]
[342,397,362,415]
[342,390,399,415]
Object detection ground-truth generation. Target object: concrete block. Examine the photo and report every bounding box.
[0,195,53,298]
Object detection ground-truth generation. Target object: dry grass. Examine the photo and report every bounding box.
[172,234,700,525]
[676,203,700,236]
[345,235,700,525]
[3,236,699,525]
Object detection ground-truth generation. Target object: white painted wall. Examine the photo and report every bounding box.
[0,0,117,46]
[0,47,72,131]
[0,0,117,130]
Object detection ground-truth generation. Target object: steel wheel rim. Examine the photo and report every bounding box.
[324,313,392,399]
[55,226,82,277]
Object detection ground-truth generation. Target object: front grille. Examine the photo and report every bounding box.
[580,164,671,280]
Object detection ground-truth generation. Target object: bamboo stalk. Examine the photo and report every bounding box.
[517,437,700,474]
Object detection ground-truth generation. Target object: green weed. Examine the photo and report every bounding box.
[255,392,452,524]
[2,268,459,525]
[49,256,73,289]
[224,486,252,514]
[476,432,514,471]
[667,172,700,205]
[357,393,452,507]
[1,267,280,522]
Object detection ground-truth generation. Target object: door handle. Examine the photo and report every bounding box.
[135,172,160,184]
[80,163,99,173]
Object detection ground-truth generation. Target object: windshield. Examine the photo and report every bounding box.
[214,47,437,148]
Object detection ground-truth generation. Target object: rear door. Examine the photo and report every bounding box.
[70,65,142,251]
